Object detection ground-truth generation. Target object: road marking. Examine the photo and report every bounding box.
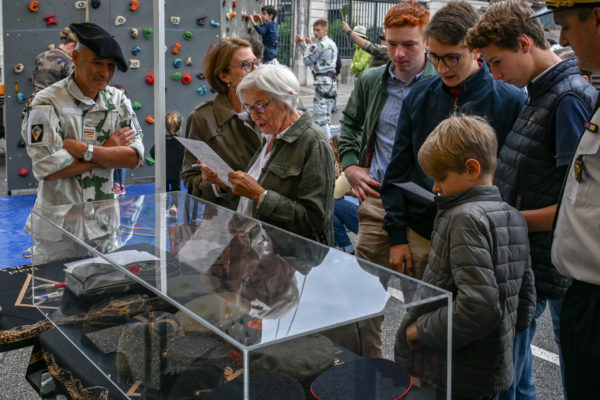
[531,344,560,365]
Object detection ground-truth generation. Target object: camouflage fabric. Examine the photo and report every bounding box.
[298,36,338,135]
[31,48,75,98]
[22,76,144,241]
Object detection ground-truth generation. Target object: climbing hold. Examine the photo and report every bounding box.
[14,63,24,74]
[242,13,248,21]
[185,57,193,66]
[145,73,154,85]
[115,16,126,26]
[196,16,207,26]
[196,85,207,96]
[172,43,181,54]
[28,1,39,12]
[173,58,182,68]
[171,72,182,81]
[130,27,139,38]
[74,1,86,9]
[183,31,192,40]
[132,101,142,110]
[210,19,220,27]
[44,14,58,27]
[196,72,205,80]
[145,115,155,124]
[91,0,101,9]
[48,43,55,50]
[130,0,139,11]
[17,138,26,148]
[17,93,27,104]
[228,11,237,20]
[131,45,142,56]
[18,168,29,177]
[129,59,140,69]
[233,1,238,8]
[143,28,153,40]
[170,16,181,25]
[145,156,155,165]
[181,73,192,84]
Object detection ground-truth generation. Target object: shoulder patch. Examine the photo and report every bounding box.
[27,105,55,146]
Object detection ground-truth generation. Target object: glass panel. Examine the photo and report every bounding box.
[31,192,451,399]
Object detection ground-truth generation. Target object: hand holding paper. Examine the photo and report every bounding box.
[177,137,234,187]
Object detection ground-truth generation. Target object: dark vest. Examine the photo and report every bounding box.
[495,58,597,299]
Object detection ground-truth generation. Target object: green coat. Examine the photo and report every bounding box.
[251,112,335,245]
[339,61,436,170]
[350,45,371,76]
[181,93,261,210]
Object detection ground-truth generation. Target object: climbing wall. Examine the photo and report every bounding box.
[2,0,261,193]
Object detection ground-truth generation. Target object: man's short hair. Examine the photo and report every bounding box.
[313,19,328,28]
[424,1,479,45]
[261,5,277,20]
[418,114,498,180]
[384,0,430,29]
[466,0,548,51]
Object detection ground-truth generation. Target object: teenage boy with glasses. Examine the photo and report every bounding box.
[380,1,526,279]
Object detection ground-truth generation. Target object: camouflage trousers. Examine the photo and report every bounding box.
[313,78,337,136]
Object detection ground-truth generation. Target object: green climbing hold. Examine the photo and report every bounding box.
[183,31,192,40]
[143,27,153,39]
[132,101,142,110]
[170,72,182,81]
[145,156,156,165]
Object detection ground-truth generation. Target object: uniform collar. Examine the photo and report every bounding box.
[66,75,115,109]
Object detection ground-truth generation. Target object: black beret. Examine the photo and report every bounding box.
[69,22,127,72]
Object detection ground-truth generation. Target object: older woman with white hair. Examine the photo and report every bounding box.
[206,64,335,245]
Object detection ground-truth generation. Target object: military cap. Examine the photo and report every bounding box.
[531,0,600,18]
[69,22,127,72]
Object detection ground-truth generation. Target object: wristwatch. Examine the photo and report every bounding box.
[83,144,94,161]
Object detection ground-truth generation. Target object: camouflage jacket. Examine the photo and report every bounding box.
[31,48,75,97]
[22,76,144,234]
[298,35,338,78]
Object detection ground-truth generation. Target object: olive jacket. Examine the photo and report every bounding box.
[181,93,262,210]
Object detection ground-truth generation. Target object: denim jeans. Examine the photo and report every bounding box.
[499,297,565,400]
[113,168,126,185]
[333,198,359,248]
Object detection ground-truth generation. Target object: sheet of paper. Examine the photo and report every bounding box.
[176,137,234,187]
[393,182,437,202]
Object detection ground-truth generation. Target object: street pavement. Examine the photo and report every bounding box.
[0,81,564,399]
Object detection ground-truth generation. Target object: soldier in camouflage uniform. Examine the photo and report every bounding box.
[30,27,77,100]
[296,19,338,136]
[22,23,144,263]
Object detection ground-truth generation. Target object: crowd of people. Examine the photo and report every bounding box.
[20,0,600,398]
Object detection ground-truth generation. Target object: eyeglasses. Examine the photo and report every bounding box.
[231,59,260,73]
[243,100,271,114]
[425,50,467,68]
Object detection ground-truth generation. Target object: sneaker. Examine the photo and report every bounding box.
[113,183,122,196]
[120,185,126,196]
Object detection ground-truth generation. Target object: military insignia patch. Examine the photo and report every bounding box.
[30,124,44,143]
[584,121,598,133]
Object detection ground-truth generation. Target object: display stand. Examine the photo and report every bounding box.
[30,192,452,399]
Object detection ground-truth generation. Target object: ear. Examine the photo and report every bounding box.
[464,158,481,179]
[218,70,230,85]
[516,34,531,53]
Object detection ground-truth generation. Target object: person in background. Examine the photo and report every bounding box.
[342,21,389,68]
[181,38,262,211]
[380,1,526,280]
[251,5,279,64]
[395,114,535,400]
[466,2,597,398]
[112,84,128,196]
[296,19,338,136]
[348,25,372,77]
[150,111,185,219]
[529,1,600,398]
[245,35,265,63]
[338,0,436,358]
[330,134,359,254]
[30,27,77,100]
[200,65,335,244]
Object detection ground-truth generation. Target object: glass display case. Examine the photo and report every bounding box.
[30,192,452,399]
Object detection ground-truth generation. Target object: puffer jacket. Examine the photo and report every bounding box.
[395,186,536,397]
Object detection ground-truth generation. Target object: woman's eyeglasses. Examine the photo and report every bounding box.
[232,59,260,73]
[243,101,271,114]
[425,50,466,68]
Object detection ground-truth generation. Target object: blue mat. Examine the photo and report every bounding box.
[0,183,157,269]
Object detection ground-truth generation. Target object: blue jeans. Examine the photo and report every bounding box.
[113,168,126,185]
[333,198,359,248]
[499,298,565,400]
